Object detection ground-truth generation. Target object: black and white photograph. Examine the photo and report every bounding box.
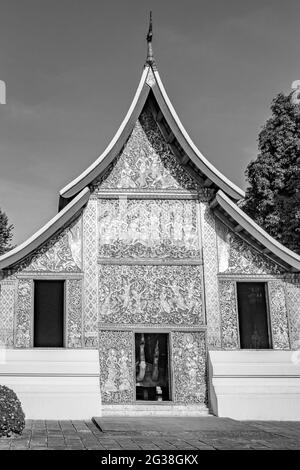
[0,0,300,457]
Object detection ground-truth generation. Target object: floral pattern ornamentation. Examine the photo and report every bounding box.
[98,199,200,259]
[0,280,15,347]
[92,104,201,192]
[200,202,221,349]
[286,281,300,349]
[98,265,203,326]
[15,216,82,273]
[15,279,32,348]
[83,201,99,347]
[171,331,206,404]
[216,221,284,275]
[219,280,239,349]
[99,330,134,404]
[66,279,83,348]
[268,280,290,349]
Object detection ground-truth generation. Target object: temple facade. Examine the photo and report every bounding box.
[0,27,300,420]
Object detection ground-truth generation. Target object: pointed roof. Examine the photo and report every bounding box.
[145,11,156,69]
[1,18,300,273]
[211,190,300,272]
[0,188,90,271]
[59,16,245,202]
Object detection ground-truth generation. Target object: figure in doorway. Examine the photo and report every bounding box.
[136,333,146,382]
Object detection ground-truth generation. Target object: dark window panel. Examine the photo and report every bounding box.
[34,280,64,348]
[237,282,270,349]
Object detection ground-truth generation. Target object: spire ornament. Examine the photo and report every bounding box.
[145,11,157,69]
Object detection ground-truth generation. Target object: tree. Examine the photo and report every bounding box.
[242,90,300,254]
[0,207,14,255]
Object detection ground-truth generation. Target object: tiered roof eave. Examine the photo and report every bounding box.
[211,190,300,273]
[59,64,245,202]
[0,187,90,271]
[1,61,299,273]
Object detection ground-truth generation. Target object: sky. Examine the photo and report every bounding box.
[0,0,300,244]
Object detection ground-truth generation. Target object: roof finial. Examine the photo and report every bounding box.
[146,11,156,69]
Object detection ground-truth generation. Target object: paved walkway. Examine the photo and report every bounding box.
[0,417,300,450]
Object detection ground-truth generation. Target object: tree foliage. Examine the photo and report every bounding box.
[0,207,14,255]
[0,385,25,437]
[243,92,300,254]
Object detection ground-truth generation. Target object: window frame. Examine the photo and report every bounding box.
[236,281,273,350]
[33,279,66,348]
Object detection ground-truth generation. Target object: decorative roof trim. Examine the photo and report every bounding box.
[145,11,156,70]
[0,187,90,271]
[151,70,245,201]
[60,67,151,199]
[59,63,245,201]
[211,190,300,272]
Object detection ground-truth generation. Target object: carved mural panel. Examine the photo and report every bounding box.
[0,280,15,347]
[98,265,203,326]
[200,203,221,348]
[66,279,83,348]
[99,330,134,404]
[171,331,206,404]
[15,279,32,348]
[219,280,239,349]
[98,199,200,259]
[286,282,300,349]
[16,216,82,273]
[92,104,201,192]
[83,200,99,347]
[268,280,290,349]
[216,221,284,275]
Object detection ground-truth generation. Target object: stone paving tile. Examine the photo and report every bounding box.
[246,421,300,440]
[65,446,85,450]
[260,440,300,450]
[45,420,61,427]
[30,446,49,450]
[99,438,124,447]
[186,441,215,450]
[60,421,75,429]
[72,421,90,431]
[117,439,140,448]
[138,445,161,450]
[2,418,300,450]
[151,440,178,450]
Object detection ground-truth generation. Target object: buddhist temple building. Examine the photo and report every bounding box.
[0,16,300,420]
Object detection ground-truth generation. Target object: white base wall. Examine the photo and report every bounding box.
[209,350,300,421]
[0,349,101,419]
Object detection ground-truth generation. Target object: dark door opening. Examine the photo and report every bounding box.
[34,280,64,347]
[237,282,271,349]
[135,333,170,401]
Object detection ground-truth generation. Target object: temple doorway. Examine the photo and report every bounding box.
[135,333,170,401]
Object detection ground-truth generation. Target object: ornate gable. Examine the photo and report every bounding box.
[216,220,285,275]
[91,102,202,193]
[14,215,82,273]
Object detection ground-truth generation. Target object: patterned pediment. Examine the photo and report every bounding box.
[216,220,285,275]
[14,216,82,273]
